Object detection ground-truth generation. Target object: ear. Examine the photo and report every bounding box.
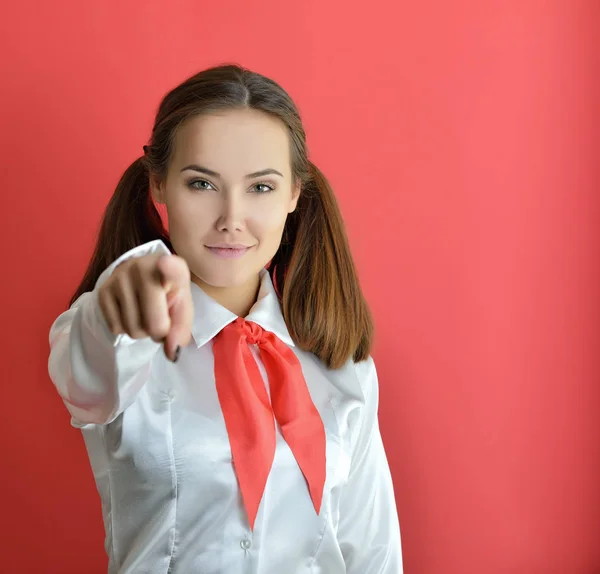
[150,175,166,205]
[288,182,301,213]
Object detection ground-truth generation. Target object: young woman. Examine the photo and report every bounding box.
[48,65,402,573]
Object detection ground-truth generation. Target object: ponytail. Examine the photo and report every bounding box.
[271,161,374,369]
[69,157,170,306]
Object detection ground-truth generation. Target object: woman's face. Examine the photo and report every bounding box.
[152,108,299,293]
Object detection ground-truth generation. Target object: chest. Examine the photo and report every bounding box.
[102,343,358,505]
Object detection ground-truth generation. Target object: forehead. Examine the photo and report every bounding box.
[170,108,292,177]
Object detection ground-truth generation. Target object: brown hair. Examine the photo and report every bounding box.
[71,64,373,368]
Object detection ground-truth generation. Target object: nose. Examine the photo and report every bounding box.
[216,191,245,233]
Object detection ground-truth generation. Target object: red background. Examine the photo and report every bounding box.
[1,1,599,573]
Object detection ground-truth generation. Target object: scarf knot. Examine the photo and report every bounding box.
[231,317,266,346]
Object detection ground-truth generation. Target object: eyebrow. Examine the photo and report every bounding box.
[180,165,284,179]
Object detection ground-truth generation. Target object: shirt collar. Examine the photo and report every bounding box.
[190,269,295,349]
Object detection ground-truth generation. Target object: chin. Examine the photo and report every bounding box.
[195,265,261,290]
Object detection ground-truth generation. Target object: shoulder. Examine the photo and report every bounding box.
[352,355,377,384]
[352,355,379,405]
[299,348,379,405]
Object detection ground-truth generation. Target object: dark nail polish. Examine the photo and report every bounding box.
[173,345,181,363]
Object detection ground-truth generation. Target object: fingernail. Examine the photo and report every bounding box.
[172,345,181,363]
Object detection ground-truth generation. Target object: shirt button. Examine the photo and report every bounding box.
[240,539,251,550]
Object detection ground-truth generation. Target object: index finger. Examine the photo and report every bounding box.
[164,285,194,361]
[156,255,193,360]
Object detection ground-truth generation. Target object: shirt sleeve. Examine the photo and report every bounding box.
[337,357,404,573]
[48,239,171,427]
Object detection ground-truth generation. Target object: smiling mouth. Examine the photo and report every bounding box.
[205,245,254,259]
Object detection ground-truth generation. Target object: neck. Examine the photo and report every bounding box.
[192,273,262,317]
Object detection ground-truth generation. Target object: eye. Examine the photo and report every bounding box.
[251,182,275,193]
[188,179,215,191]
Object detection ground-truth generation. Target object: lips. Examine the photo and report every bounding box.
[205,244,254,259]
[206,244,252,250]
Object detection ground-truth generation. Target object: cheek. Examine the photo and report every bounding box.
[166,194,211,237]
[247,202,289,239]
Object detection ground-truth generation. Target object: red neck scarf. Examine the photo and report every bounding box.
[213,317,326,529]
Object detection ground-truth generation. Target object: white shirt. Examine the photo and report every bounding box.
[48,240,403,574]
